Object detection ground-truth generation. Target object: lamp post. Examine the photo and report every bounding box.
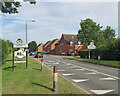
[25,20,35,68]
[26,20,35,44]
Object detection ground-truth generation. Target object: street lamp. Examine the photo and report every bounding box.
[26,20,35,44]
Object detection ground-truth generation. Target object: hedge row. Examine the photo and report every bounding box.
[0,39,13,61]
[78,39,120,61]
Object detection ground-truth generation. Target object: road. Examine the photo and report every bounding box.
[42,54,119,95]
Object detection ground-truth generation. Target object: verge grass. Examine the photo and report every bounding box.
[63,56,120,68]
[2,55,87,94]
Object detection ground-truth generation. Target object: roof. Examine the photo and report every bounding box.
[38,43,43,47]
[47,39,58,47]
[43,41,51,48]
[62,34,79,44]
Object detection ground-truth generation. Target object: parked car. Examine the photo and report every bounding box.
[34,52,43,58]
[29,52,35,56]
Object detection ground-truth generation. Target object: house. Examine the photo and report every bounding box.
[54,34,87,55]
[43,40,51,51]
[37,43,43,52]
[46,39,59,53]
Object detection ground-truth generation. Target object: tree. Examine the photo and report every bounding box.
[77,18,102,47]
[77,18,116,48]
[28,41,37,52]
[0,0,36,14]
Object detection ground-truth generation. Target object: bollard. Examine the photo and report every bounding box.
[37,56,39,64]
[41,59,44,71]
[53,66,58,92]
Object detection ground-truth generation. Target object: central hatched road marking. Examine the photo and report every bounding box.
[90,89,114,94]
[99,77,116,80]
[62,74,74,76]
[72,79,89,83]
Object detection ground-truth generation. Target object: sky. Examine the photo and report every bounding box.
[0,1,118,45]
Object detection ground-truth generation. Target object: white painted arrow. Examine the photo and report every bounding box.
[72,79,89,83]
[90,89,114,94]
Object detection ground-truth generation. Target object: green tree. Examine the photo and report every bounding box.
[77,18,102,47]
[0,0,35,14]
[28,41,37,52]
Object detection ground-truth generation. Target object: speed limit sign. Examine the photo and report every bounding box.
[16,38,23,44]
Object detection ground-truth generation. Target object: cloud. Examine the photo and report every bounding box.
[1,2,118,44]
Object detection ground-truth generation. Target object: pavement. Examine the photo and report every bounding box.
[39,54,119,95]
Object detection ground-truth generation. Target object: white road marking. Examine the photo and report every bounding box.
[72,65,120,80]
[67,63,73,65]
[72,79,89,83]
[75,69,84,70]
[85,72,97,75]
[62,74,74,76]
[58,70,65,72]
[47,65,53,66]
[90,89,114,94]
[99,77,116,80]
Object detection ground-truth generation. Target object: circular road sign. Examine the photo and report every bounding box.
[16,39,23,44]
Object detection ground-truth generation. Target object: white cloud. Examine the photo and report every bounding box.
[2,2,118,44]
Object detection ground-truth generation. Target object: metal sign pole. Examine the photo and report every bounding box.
[12,50,14,72]
[26,51,28,68]
[89,49,90,60]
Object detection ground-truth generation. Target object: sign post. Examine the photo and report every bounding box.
[88,42,96,60]
[12,51,14,72]
[12,39,28,71]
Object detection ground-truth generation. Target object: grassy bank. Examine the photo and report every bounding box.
[63,56,120,68]
[2,55,87,94]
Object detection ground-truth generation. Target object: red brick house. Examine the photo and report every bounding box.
[54,34,87,55]
[37,43,43,52]
[46,39,59,53]
[43,41,51,51]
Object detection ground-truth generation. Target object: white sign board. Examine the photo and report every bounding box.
[15,49,26,59]
[88,45,96,49]
[14,44,28,48]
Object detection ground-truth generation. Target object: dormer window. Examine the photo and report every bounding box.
[72,36,74,39]
[70,41,73,46]
[78,41,81,46]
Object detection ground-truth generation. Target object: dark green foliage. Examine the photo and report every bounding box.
[0,39,13,61]
[0,1,36,14]
[77,18,116,48]
[28,41,37,52]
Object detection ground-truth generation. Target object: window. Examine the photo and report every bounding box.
[70,41,73,46]
[60,49,62,53]
[72,36,74,39]
[78,41,81,46]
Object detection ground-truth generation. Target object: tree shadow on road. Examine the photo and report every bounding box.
[32,82,53,91]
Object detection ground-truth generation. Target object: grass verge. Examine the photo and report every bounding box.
[2,55,87,94]
[63,56,120,68]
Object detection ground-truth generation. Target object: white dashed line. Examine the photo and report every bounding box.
[90,89,114,94]
[62,74,74,76]
[72,79,89,83]
[99,77,116,80]
[47,65,53,66]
